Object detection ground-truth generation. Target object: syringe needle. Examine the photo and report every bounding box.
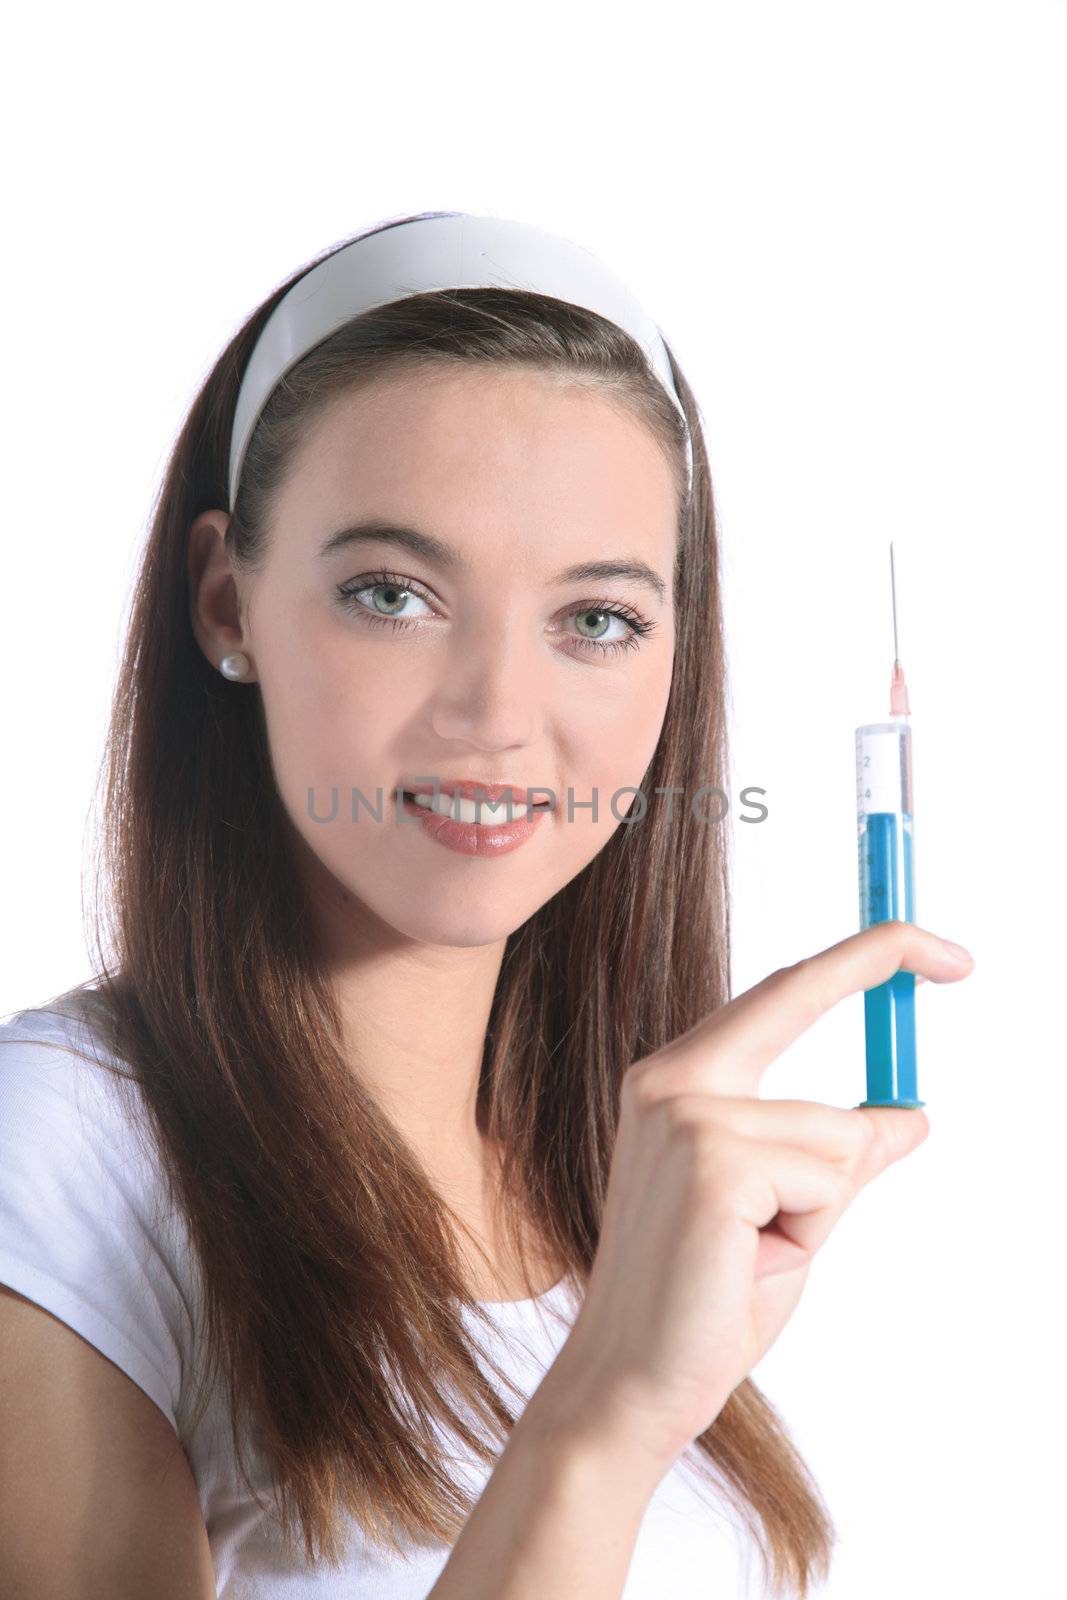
[888,541,911,716]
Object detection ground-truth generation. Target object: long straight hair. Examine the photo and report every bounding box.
[25,212,836,1596]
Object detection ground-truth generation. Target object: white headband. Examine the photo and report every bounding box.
[228,210,692,512]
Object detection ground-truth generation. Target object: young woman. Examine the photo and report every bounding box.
[0,210,973,1599]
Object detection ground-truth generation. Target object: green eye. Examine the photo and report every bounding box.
[335,570,658,657]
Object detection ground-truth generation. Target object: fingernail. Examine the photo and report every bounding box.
[940,938,972,962]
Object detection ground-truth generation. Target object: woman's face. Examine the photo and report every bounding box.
[204,365,679,948]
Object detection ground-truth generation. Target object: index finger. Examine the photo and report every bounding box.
[687,920,974,1098]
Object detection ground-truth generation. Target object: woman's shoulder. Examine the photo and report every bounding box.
[0,984,146,1134]
[0,984,201,1438]
[0,984,189,1262]
[3,983,121,1053]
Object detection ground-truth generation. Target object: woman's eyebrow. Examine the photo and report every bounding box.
[317,519,668,605]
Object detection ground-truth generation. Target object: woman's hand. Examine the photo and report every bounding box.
[545,920,974,1479]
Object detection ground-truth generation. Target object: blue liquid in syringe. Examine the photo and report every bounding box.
[858,808,921,1106]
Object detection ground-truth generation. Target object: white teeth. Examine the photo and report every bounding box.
[409,791,533,824]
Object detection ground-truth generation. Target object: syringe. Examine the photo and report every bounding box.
[855,543,923,1108]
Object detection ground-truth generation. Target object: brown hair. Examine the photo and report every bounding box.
[22,211,836,1595]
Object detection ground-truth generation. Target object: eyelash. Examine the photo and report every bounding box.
[335,568,659,657]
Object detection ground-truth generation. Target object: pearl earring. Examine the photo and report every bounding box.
[219,652,250,680]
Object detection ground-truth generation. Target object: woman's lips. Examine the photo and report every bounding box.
[398,789,550,857]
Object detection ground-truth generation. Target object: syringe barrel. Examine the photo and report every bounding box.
[856,720,915,927]
[855,717,921,1108]
[856,718,913,834]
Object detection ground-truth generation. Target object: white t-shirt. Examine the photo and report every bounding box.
[0,995,758,1598]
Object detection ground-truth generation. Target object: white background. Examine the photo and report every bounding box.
[2,2,1064,1594]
